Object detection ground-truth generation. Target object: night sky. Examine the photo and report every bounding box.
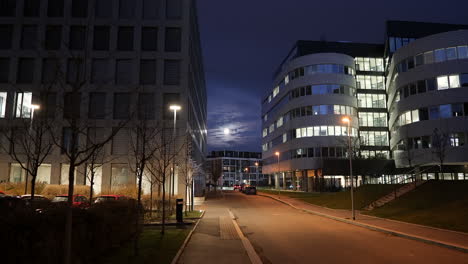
[197,0,468,153]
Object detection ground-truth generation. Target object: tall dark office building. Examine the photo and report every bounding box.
[0,0,207,197]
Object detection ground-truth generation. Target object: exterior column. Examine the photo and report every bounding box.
[275,173,279,189]
[282,172,286,190]
[50,163,61,185]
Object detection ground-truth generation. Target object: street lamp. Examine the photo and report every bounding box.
[342,117,355,220]
[254,162,259,186]
[244,167,249,185]
[275,151,280,197]
[169,104,181,198]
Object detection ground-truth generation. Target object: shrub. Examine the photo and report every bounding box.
[0,199,139,264]
[40,184,91,199]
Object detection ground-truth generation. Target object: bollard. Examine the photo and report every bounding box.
[176,198,183,223]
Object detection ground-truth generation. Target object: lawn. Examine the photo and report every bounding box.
[364,181,468,232]
[259,184,401,210]
[101,226,191,264]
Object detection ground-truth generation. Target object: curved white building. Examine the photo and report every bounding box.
[262,21,468,190]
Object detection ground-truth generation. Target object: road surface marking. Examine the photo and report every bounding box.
[229,209,263,264]
[219,216,239,240]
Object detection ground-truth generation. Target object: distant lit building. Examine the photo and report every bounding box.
[206,150,268,187]
[261,21,468,191]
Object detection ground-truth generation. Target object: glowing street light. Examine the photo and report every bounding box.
[169,104,181,198]
[275,151,281,197]
[342,116,355,220]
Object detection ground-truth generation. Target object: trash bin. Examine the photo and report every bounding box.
[176,198,183,223]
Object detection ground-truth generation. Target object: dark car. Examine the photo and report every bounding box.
[52,195,90,208]
[243,186,257,195]
[94,195,128,203]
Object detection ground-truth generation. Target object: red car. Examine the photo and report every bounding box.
[0,191,6,197]
[94,195,128,203]
[233,184,241,191]
[52,195,90,208]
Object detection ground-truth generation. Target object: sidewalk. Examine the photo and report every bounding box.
[177,194,251,264]
[258,191,468,252]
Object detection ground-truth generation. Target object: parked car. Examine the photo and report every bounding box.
[243,186,257,195]
[20,194,49,201]
[0,191,6,197]
[233,184,241,191]
[52,195,90,208]
[20,194,50,211]
[94,195,128,203]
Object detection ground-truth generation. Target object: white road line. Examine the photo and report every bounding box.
[228,209,263,264]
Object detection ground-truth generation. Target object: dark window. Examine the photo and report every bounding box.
[419,108,429,121]
[138,93,155,120]
[407,57,415,69]
[93,26,110,50]
[43,93,56,118]
[17,58,35,83]
[415,54,424,66]
[0,58,9,82]
[88,92,106,119]
[426,78,437,91]
[417,80,426,93]
[95,0,112,18]
[113,93,130,119]
[163,93,180,119]
[63,92,81,119]
[460,74,468,87]
[163,60,180,85]
[140,60,156,85]
[115,59,133,85]
[0,0,16,16]
[42,58,59,83]
[403,86,409,98]
[321,147,329,158]
[119,0,135,18]
[91,59,110,84]
[141,27,158,51]
[409,83,417,95]
[48,0,64,17]
[166,0,182,19]
[69,26,86,50]
[117,27,134,50]
[314,148,321,157]
[67,59,85,84]
[143,0,160,19]
[452,103,463,117]
[429,106,439,120]
[329,147,335,157]
[0,25,12,49]
[165,28,181,52]
[45,25,62,50]
[71,0,88,17]
[21,25,38,50]
[23,0,40,17]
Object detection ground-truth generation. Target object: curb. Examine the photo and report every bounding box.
[170,210,206,264]
[258,194,468,254]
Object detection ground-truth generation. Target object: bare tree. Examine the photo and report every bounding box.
[146,128,182,235]
[178,136,203,214]
[128,115,162,256]
[432,128,449,180]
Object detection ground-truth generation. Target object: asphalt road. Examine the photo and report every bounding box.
[220,191,468,264]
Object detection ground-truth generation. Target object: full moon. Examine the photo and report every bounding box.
[223,128,230,135]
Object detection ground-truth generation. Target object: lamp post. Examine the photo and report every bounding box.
[342,117,355,220]
[244,167,249,185]
[169,105,181,198]
[275,152,280,197]
[254,162,259,186]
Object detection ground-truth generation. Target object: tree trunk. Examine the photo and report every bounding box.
[64,162,76,264]
[150,183,153,218]
[161,173,166,235]
[89,171,94,203]
[134,167,143,257]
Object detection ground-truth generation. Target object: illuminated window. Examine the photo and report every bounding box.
[437,76,449,90]
[0,92,6,118]
[15,92,32,118]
